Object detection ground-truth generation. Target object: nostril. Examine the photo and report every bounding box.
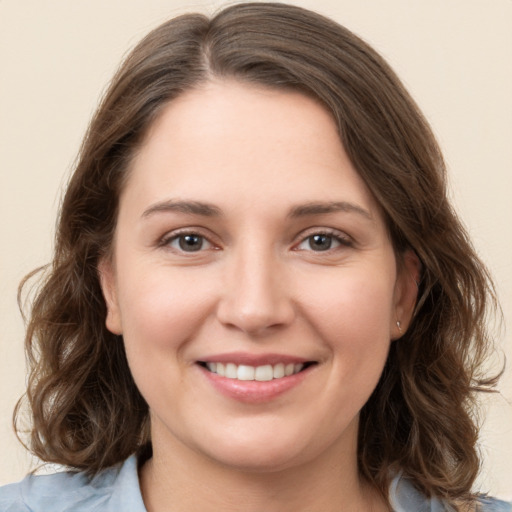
[215,271,295,334]
[216,301,296,335]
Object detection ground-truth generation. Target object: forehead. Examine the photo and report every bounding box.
[122,80,381,221]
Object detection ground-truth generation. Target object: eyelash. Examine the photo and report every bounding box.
[159,228,352,255]
[159,229,217,253]
[293,229,353,252]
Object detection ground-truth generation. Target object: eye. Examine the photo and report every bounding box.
[165,233,213,252]
[295,231,351,252]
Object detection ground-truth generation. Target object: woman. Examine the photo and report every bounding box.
[1,3,510,511]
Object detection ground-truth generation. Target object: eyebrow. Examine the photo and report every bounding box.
[141,200,222,219]
[288,201,373,220]
[141,199,372,221]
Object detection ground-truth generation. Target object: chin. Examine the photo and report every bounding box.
[208,445,307,474]
[196,423,335,474]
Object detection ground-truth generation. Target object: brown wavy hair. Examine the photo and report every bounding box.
[15,2,500,508]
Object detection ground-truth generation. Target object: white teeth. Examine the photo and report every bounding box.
[273,363,285,379]
[225,363,237,379]
[255,365,273,381]
[216,362,225,377]
[237,365,255,381]
[204,361,307,380]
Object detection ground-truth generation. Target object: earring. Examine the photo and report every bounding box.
[396,321,402,334]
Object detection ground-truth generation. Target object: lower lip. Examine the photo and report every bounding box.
[199,365,312,404]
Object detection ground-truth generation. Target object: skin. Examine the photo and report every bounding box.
[100,80,420,512]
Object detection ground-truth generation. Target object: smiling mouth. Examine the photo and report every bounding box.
[198,361,316,381]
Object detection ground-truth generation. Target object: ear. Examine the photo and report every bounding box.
[392,249,422,340]
[97,257,123,335]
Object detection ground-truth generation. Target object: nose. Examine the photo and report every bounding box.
[216,245,296,335]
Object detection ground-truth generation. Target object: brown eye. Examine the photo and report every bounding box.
[294,230,351,253]
[308,234,333,251]
[179,234,204,251]
[166,233,212,252]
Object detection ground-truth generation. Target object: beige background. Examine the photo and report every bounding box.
[1,0,511,498]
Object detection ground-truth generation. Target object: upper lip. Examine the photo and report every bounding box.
[197,352,313,366]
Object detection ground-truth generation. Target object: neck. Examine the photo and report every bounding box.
[139,422,388,512]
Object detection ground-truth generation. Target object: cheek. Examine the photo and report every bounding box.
[115,265,221,419]
[301,267,395,334]
[116,263,218,361]
[298,267,396,379]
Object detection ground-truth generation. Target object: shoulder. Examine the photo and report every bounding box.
[477,496,512,512]
[0,469,101,512]
[0,456,146,512]
[389,473,512,512]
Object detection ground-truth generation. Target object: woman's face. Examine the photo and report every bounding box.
[101,80,417,472]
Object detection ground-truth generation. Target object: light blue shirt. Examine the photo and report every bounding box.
[1,455,510,511]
